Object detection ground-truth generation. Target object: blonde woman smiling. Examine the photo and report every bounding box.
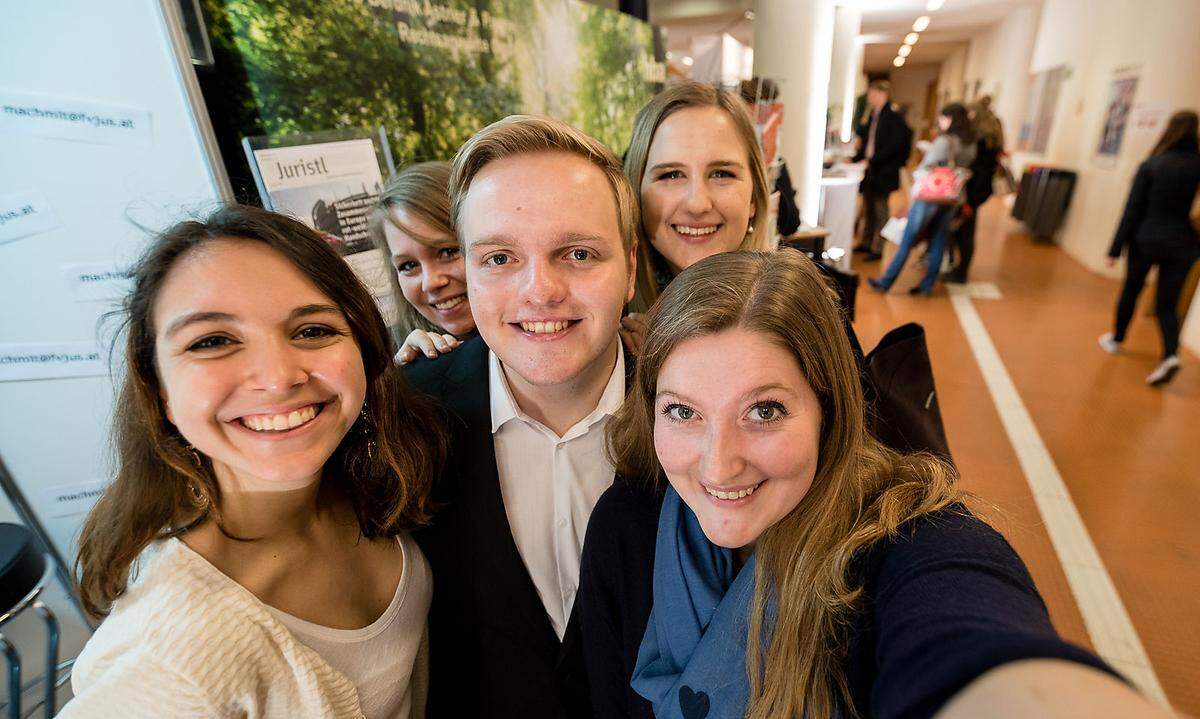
[370,161,475,363]
[578,251,1166,719]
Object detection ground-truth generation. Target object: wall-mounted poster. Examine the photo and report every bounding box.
[1016,65,1067,154]
[200,0,665,197]
[243,128,395,306]
[1097,72,1139,157]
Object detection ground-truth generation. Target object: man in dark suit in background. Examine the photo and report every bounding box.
[854,80,913,261]
[404,115,638,718]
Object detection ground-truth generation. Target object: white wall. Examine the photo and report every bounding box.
[936,44,967,108]
[1016,0,1200,353]
[960,4,1040,147]
[889,63,940,139]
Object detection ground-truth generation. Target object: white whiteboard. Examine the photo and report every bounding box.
[0,0,228,574]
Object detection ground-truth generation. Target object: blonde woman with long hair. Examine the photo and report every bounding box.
[578,250,1165,719]
[369,161,476,363]
[623,81,774,316]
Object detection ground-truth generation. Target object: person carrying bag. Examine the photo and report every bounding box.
[870,103,977,296]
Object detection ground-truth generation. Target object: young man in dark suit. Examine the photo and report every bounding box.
[404,115,639,718]
[853,80,913,261]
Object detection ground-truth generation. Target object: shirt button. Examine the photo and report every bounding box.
[557,517,567,529]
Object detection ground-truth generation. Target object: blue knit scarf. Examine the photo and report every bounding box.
[630,486,757,719]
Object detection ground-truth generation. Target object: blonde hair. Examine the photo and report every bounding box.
[608,250,963,718]
[449,115,639,256]
[624,81,773,313]
[368,161,455,338]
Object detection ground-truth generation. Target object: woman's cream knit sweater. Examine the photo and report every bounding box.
[59,538,365,718]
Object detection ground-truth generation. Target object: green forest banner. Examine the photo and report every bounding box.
[202,0,666,168]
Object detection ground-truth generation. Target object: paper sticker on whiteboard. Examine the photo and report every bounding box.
[0,342,107,382]
[0,89,153,147]
[0,191,60,244]
[38,480,108,518]
[62,262,133,303]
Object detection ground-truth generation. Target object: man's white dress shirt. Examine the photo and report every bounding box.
[488,347,624,640]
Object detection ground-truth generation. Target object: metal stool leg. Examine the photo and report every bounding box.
[0,634,20,719]
[33,602,58,718]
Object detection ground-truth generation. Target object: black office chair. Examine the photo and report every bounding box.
[0,523,59,719]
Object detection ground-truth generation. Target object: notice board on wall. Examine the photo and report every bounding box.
[0,0,227,574]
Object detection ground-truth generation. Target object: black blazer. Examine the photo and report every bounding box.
[1109,147,1200,260]
[853,103,913,195]
[404,335,629,718]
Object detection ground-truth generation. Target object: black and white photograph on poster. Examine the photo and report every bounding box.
[243,128,396,302]
[1097,73,1139,157]
[269,179,379,256]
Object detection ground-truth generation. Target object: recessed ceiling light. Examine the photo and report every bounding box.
[927,0,945,11]
[744,10,755,20]
[905,32,920,45]
[666,51,673,59]
[898,45,912,57]
[682,56,694,67]
[913,15,931,32]
[893,56,906,67]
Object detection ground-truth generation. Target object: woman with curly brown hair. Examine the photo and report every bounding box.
[62,205,445,718]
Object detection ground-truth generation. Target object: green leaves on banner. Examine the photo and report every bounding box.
[202,0,665,166]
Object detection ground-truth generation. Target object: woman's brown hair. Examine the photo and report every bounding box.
[368,160,456,338]
[608,250,963,718]
[623,81,773,313]
[76,204,446,620]
[1151,110,1199,157]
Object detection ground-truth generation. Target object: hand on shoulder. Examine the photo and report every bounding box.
[396,329,462,364]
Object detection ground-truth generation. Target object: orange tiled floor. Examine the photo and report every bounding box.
[850,197,1199,715]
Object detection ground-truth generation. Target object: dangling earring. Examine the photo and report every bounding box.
[185,443,202,468]
[182,443,208,509]
[360,405,377,461]
[187,480,209,509]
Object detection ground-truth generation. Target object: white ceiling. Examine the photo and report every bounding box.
[615,0,1039,75]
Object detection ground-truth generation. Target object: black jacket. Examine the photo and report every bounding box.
[774,160,801,237]
[404,335,633,718]
[965,139,1000,210]
[853,104,913,195]
[1109,147,1200,260]
[578,485,1113,719]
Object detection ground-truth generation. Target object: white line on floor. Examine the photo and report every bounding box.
[947,286,1168,705]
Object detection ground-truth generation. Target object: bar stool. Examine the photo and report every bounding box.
[0,523,59,719]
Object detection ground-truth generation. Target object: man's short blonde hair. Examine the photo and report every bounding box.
[449,115,640,254]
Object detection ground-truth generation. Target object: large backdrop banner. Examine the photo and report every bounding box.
[201,0,666,174]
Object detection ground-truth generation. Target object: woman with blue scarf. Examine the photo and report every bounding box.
[578,251,1166,718]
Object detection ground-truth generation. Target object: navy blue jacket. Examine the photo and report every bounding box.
[578,480,1115,719]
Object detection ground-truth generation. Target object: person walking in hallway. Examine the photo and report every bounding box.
[853,80,912,261]
[944,96,1005,284]
[1100,110,1200,386]
[869,103,976,296]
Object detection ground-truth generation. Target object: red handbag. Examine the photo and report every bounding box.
[913,166,971,205]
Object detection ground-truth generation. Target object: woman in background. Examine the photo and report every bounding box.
[369,161,475,363]
[870,102,977,296]
[1100,110,1200,386]
[579,250,1168,719]
[63,206,444,718]
[944,96,1005,284]
[624,80,773,316]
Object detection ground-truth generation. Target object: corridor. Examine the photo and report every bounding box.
[853,197,1200,715]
